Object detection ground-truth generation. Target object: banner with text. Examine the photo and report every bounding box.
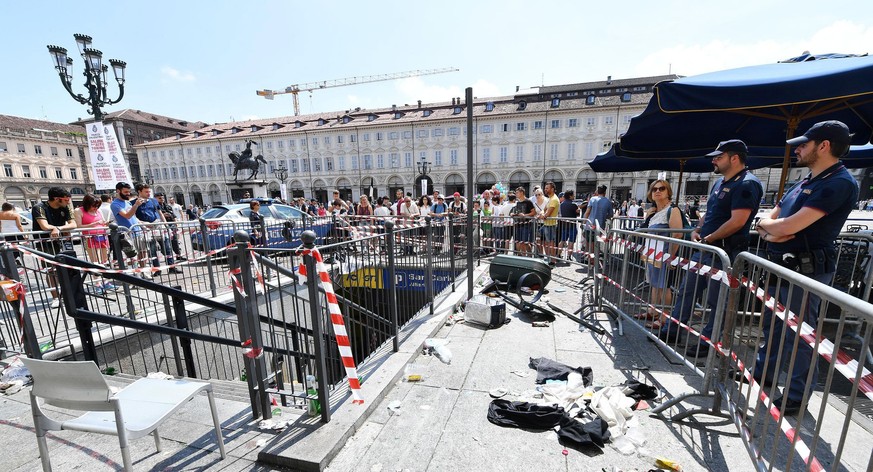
[86,121,131,190]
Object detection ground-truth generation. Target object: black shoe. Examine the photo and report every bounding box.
[685,343,709,358]
[657,329,680,343]
[152,270,162,277]
[175,255,188,261]
[773,395,803,415]
[168,267,183,274]
[732,370,775,389]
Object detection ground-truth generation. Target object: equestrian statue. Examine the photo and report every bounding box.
[228,139,268,181]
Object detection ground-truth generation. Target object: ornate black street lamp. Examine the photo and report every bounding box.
[47,34,126,121]
[417,156,431,176]
[274,161,288,201]
[143,169,154,186]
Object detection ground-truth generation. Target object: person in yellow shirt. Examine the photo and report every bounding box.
[538,181,561,266]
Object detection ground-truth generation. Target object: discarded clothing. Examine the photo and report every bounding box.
[620,379,658,401]
[529,357,593,386]
[487,399,610,449]
[487,399,567,431]
[557,417,610,449]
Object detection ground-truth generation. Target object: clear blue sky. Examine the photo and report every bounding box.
[3,0,871,125]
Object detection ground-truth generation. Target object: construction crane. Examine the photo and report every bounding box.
[256,67,459,116]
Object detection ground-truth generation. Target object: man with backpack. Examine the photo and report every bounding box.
[660,139,763,357]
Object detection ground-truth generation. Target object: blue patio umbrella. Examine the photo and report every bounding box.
[618,55,873,197]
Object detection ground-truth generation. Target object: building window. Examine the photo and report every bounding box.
[586,95,596,105]
[163,168,169,180]
[434,150,442,166]
[277,139,285,148]
[533,121,543,130]
[502,123,510,132]
[367,114,377,122]
[18,144,26,153]
[584,142,594,160]
[516,122,526,132]
[550,120,560,129]
[3,164,12,177]
[624,115,633,124]
[289,139,296,148]
[448,127,460,136]
[450,149,458,166]
[453,106,462,115]
[567,143,577,161]
[208,165,215,177]
[533,144,542,161]
[550,143,559,161]
[35,145,43,155]
[390,152,399,168]
[324,136,330,145]
[363,133,370,141]
[50,146,58,156]
[310,137,318,146]
[485,101,494,112]
[517,101,527,111]
[499,147,508,163]
[515,145,524,162]
[22,165,30,178]
[189,166,196,178]
[432,128,444,137]
[171,167,178,178]
[586,117,596,127]
[0,142,6,152]
[423,110,433,117]
[302,159,310,172]
[291,159,299,172]
[39,166,48,178]
[621,92,632,102]
[217,164,224,176]
[349,134,356,143]
[55,167,63,179]
[481,124,493,133]
[377,154,384,168]
[388,131,399,140]
[70,168,78,180]
[326,157,334,171]
[376,132,384,141]
[482,148,491,164]
[160,150,166,157]
[404,152,412,168]
[551,98,560,108]
[402,130,412,139]
[196,147,203,154]
[363,154,372,170]
[351,156,358,170]
[339,156,346,170]
[604,116,614,126]
[417,129,427,138]
[313,158,321,172]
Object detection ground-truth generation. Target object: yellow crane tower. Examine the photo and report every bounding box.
[256,67,459,116]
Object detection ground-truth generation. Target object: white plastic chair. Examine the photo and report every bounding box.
[21,358,226,471]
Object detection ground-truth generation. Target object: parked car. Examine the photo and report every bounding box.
[20,210,33,232]
[190,200,333,251]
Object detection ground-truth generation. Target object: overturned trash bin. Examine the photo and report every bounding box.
[465,295,507,329]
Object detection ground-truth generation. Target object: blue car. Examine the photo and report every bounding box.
[190,201,333,251]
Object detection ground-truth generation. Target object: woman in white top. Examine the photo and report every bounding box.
[0,202,26,263]
[531,187,547,256]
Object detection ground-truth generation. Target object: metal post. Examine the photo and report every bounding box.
[466,87,474,300]
[55,253,97,362]
[385,222,400,352]
[0,244,41,358]
[199,218,218,297]
[172,287,197,378]
[302,230,331,423]
[425,217,435,316]
[228,231,270,419]
[161,290,185,376]
[448,215,456,291]
[108,224,136,318]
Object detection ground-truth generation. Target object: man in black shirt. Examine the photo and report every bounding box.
[31,187,77,308]
[156,193,186,262]
[558,190,580,262]
[511,187,537,255]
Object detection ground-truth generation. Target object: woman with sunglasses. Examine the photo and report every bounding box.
[636,180,684,328]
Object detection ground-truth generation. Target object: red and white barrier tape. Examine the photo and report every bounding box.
[297,246,364,404]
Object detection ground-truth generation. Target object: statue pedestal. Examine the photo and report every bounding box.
[227,180,268,202]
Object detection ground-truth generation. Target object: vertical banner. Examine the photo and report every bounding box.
[102,123,131,184]
[85,122,113,190]
[280,183,287,202]
[421,179,428,197]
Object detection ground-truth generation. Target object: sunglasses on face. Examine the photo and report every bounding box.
[652,186,667,192]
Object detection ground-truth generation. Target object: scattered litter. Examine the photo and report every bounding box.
[655,457,682,471]
[258,419,291,430]
[255,438,267,448]
[370,464,383,472]
[635,400,650,411]
[611,435,635,455]
[561,449,569,456]
[272,407,283,416]
[489,387,508,398]
[146,372,173,380]
[387,400,402,415]
[404,364,424,382]
[510,370,530,378]
[532,321,550,327]
[1,359,31,384]
[420,405,432,410]
[423,338,453,364]
[554,287,567,293]
[0,381,23,395]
